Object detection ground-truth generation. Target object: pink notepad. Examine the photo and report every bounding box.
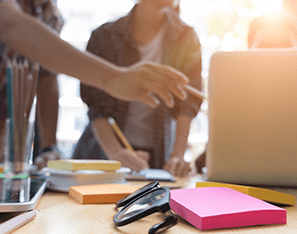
[170,187,286,230]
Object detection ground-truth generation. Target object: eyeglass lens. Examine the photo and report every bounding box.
[115,189,166,222]
[116,181,158,207]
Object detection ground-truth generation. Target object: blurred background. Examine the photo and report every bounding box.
[55,0,288,161]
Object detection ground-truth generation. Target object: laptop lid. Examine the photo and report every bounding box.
[206,49,297,187]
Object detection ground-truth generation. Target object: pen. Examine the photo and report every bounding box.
[184,84,207,100]
[23,59,29,118]
[0,209,38,234]
[18,61,24,161]
[108,117,135,153]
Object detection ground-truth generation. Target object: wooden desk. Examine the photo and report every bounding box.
[5,175,297,233]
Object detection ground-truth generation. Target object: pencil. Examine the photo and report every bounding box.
[23,59,29,118]
[6,60,14,163]
[184,84,207,100]
[108,117,135,153]
[6,59,13,120]
[18,62,24,151]
[12,58,19,122]
[26,63,39,119]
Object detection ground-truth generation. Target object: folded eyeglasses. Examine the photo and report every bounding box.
[113,181,177,234]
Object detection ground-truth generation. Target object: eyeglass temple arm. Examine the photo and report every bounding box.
[148,211,177,234]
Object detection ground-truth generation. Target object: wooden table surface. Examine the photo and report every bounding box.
[2,174,297,234]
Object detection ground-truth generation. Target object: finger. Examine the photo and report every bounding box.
[164,158,178,175]
[122,151,149,172]
[175,160,184,176]
[136,150,150,162]
[145,63,189,85]
[128,159,149,172]
[143,70,186,102]
[143,81,174,108]
[132,155,149,171]
[167,83,188,101]
[177,161,191,177]
[133,91,160,108]
[184,84,206,100]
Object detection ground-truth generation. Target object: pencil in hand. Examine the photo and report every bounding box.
[108,117,135,153]
[184,84,207,100]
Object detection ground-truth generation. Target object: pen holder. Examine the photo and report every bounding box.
[4,116,35,179]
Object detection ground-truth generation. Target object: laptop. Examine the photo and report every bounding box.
[206,49,297,187]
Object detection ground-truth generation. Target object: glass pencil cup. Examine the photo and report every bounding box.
[4,108,36,178]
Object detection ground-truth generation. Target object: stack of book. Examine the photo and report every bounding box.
[42,159,127,192]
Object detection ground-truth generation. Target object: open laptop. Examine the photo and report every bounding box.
[206,49,297,187]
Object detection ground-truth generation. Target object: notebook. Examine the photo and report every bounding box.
[69,184,138,204]
[196,182,295,206]
[124,168,175,182]
[170,187,286,230]
[207,49,297,187]
[47,159,121,171]
[42,167,128,192]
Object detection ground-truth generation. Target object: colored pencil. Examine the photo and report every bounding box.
[108,117,135,153]
[6,60,14,163]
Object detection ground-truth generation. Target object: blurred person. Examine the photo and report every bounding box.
[0,0,189,162]
[72,0,203,177]
[248,12,297,48]
[15,0,63,168]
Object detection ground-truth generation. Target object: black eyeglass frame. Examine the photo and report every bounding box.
[113,185,177,234]
[116,181,159,208]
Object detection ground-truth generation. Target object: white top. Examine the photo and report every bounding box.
[123,26,165,149]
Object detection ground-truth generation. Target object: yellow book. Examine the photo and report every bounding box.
[196,182,295,206]
[0,166,3,173]
[47,159,121,171]
[69,184,138,204]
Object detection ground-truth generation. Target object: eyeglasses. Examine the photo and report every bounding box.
[113,181,177,234]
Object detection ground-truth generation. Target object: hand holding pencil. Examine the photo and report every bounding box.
[108,117,150,171]
[184,84,207,100]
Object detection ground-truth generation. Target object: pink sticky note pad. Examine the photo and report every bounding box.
[170,187,286,230]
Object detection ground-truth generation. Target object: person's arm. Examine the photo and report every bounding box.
[163,115,191,177]
[38,74,59,148]
[0,1,188,108]
[164,28,203,176]
[34,74,61,169]
[92,118,149,172]
[33,0,63,169]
